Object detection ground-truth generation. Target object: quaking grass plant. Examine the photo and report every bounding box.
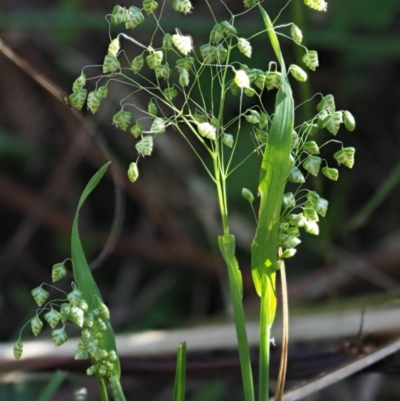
[14,0,356,400]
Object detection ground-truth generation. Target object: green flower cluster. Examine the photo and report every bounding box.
[14,261,120,391]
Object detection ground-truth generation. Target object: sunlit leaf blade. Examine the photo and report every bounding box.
[252,7,294,314]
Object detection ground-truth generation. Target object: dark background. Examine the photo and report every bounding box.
[1,0,400,400]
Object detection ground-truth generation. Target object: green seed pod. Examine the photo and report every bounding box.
[289,64,308,82]
[216,45,228,63]
[98,85,108,98]
[290,24,303,44]
[84,315,94,328]
[244,0,258,7]
[143,0,158,14]
[197,122,216,140]
[103,54,120,73]
[317,109,329,128]
[68,89,87,110]
[238,38,252,58]
[265,71,281,90]
[288,166,305,183]
[31,316,43,336]
[130,123,144,138]
[210,23,224,44]
[244,87,255,97]
[200,44,217,64]
[281,248,297,259]
[288,153,296,168]
[242,188,254,204]
[222,133,234,148]
[79,300,89,314]
[285,213,305,228]
[110,5,128,25]
[72,73,86,92]
[291,130,300,149]
[98,302,110,320]
[70,306,84,327]
[108,350,118,361]
[286,226,300,237]
[131,54,144,73]
[163,87,178,101]
[317,94,335,112]
[31,286,49,307]
[113,109,132,131]
[303,122,320,136]
[334,147,355,168]
[67,289,83,307]
[176,57,194,71]
[343,111,356,131]
[193,112,207,123]
[13,339,23,359]
[303,203,319,221]
[98,364,107,376]
[230,81,240,95]
[126,6,145,29]
[312,196,328,217]
[282,192,296,209]
[75,348,89,360]
[279,234,301,249]
[52,262,67,282]
[155,63,172,79]
[323,111,343,135]
[304,220,319,235]
[259,112,269,129]
[146,50,163,69]
[86,365,97,376]
[148,99,158,116]
[95,318,107,332]
[255,129,268,143]
[136,136,153,156]
[302,50,319,71]
[179,68,190,87]
[234,69,250,89]
[245,110,260,125]
[163,33,173,51]
[322,166,339,181]
[172,0,193,14]
[60,303,71,322]
[303,155,322,176]
[151,117,166,134]
[304,0,328,12]
[302,141,319,155]
[172,32,193,55]
[87,90,103,114]
[81,328,91,340]
[248,69,265,90]
[77,339,87,350]
[95,332,104,340]
[108,38,120,57]
[221,20,238,36]
[44,308,61,329]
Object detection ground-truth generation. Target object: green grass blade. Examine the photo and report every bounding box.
[70,162,122,400]
[173,342,187,401]
[253,8,295,401]
[37,370,68,401]
[219,234,255,401]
